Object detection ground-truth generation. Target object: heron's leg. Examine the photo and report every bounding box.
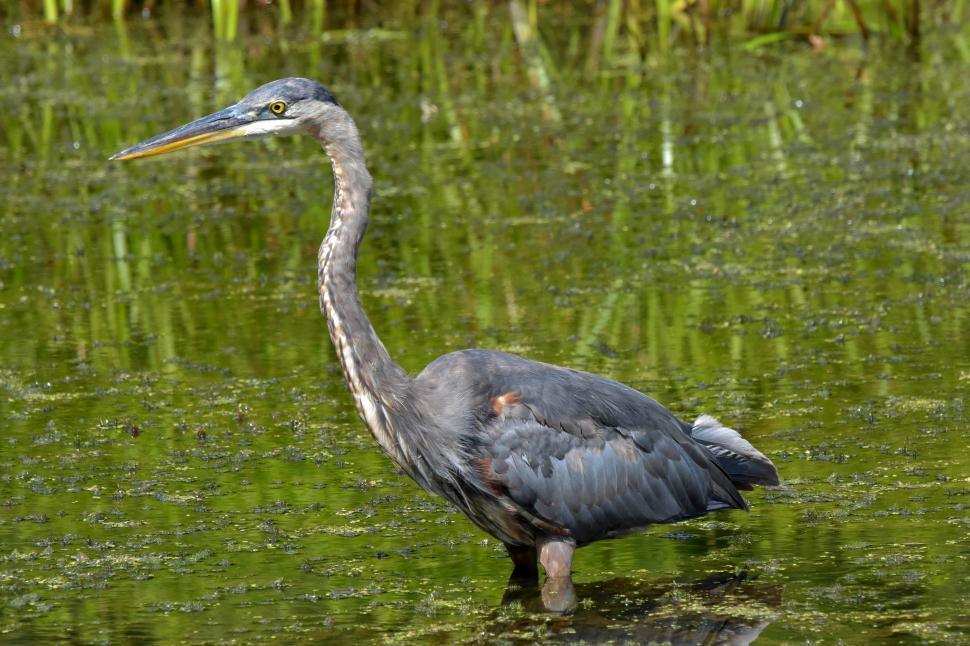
[537,538,574,579]
[505,543,538,574]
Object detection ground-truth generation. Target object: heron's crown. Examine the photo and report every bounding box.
[241,78,340,109]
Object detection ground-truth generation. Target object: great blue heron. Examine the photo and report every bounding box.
[113,78,779,587]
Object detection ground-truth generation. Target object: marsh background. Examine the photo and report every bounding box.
[1,1,969,642]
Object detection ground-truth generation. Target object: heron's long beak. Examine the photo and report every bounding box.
[110,105,258,161]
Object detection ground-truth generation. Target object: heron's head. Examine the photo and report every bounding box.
[110,78,341,161]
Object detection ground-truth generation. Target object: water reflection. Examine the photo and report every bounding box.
[497,572,782,643]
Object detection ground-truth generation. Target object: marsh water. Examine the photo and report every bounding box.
[2,8,969,644]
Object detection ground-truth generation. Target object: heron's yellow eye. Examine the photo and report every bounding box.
[270,101,287,115]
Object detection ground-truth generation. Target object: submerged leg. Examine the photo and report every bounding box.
[537,538,575,579]
[505,543,538,575]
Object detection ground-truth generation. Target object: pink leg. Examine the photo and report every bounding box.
[538,538,575,579]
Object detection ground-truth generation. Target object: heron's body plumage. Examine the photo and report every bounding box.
[414,349,753,547]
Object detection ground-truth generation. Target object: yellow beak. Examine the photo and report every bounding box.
[110,105,256,161]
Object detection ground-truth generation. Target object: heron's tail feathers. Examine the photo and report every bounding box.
[691,415,780,489]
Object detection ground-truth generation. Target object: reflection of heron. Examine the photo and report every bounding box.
[499,572,782,635]
[113,78,779,584]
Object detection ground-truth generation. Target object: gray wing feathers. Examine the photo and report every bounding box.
[489,420,746,545]
[690,415,780,487]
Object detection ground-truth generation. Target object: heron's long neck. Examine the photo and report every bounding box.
[316,117,412,462]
